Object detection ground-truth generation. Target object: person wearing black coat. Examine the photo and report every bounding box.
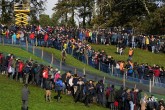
[96,80,104,106]
[21,84,30,110]
[84,80,95,106]
[74,77,84,103]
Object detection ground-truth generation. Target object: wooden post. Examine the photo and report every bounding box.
[111,65,114,76]
[74,68,77,74]
[149,79,152,93]
[83,67,86,75]
[26,37,28,51]
[99,61,101,71]
[32,46,35,54]
[35,38,38,46]
[134,84,137,89]
[152,76,155,87]
[41,47,43,59]
[86,57,88,65]
[51,53,53,65]
[103,76,105,84]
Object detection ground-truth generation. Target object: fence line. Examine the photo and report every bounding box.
[1,38,165,89]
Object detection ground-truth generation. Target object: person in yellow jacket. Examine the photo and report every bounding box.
[16,32,21,44]
[145,36,150,50]
[63,42,67,50]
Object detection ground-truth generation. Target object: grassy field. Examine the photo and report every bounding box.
[91,44,165,67]
[0,75,107,110]
[0,45,45,64]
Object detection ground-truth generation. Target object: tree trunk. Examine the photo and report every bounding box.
[142,0,150,15]
[83,6,86,28]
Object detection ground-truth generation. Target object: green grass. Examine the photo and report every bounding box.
[0,75,107,110]
[0,45,45,64]
[91,44,165,67]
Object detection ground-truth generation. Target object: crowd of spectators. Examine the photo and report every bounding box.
[0,24,165,86]
[0,53,165,110]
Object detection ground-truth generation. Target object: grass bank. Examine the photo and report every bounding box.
[0,75,107,110]
[0,45,45,64]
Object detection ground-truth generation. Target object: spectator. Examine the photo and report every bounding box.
[45,76,52,102]
[96,80,104,105]
[21,84,30,110]
[128,48,134,61]
[140,94,147,110]
[55,78,63,102]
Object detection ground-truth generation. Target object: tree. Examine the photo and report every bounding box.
[52,0,78,27]
[77,0,95,28]
[0,0,14,24]
[0,0,46,25]
[39,14,51,27]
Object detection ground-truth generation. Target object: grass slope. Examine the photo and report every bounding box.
[0,75,107,110]
[0,45,45,64]
[91,44,165,67]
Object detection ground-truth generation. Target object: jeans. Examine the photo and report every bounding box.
[30,39,34,46]
[151,46,155,53]
[132,41,136,48]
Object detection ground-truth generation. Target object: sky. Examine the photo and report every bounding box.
[44,0,58,17]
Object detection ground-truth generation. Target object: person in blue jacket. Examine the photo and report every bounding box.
[12,32,17,44]
[55,78,63,102]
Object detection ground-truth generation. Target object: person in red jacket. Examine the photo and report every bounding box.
[153,66,160,84]
[18,60,24,83]
[42,66,49,88]
[44,32,49,47]
[29,32,35,45]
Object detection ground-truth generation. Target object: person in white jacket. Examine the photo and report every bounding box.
[68,75,73,95]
